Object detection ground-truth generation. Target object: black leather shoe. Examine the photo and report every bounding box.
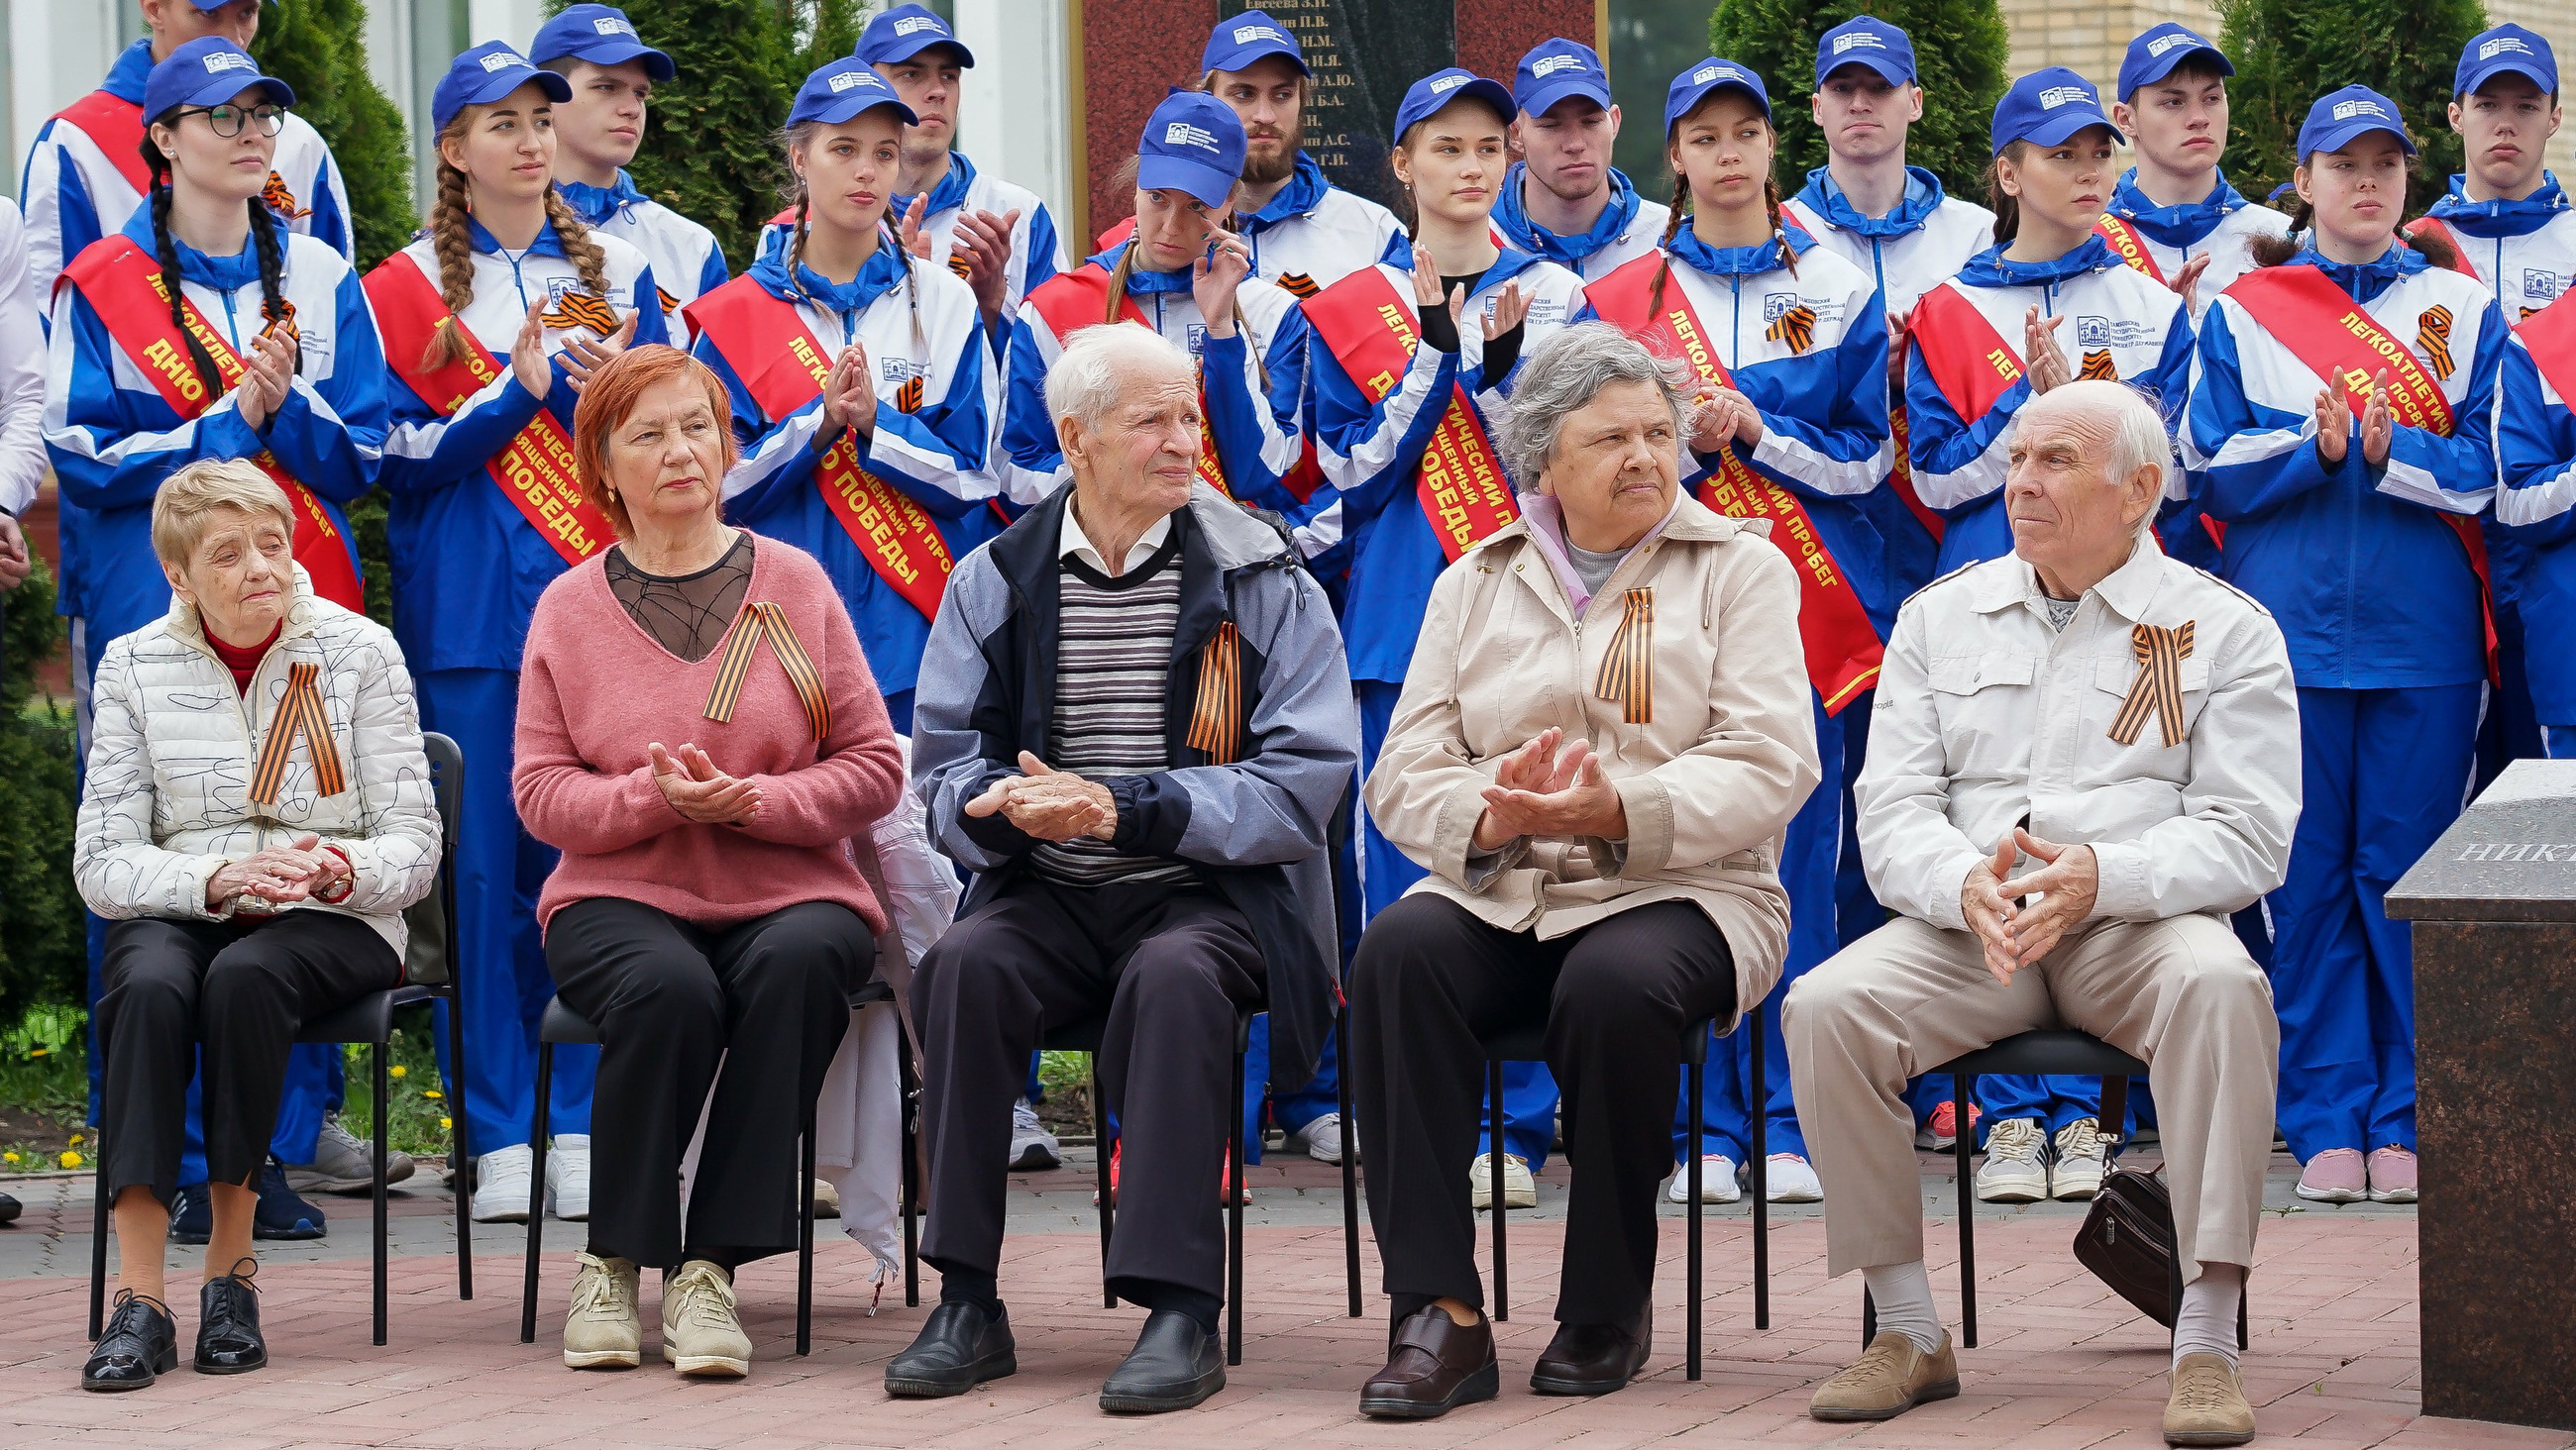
[195,1263,268,1375]
[885,1302,1018,1397]
[83,1291,177,1392]
[1098,1308,1225,1414]
[1530,1304,1651,1396]
[1358,1305,1499,1419]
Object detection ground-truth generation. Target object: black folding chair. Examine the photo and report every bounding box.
[1475,1005,1766,1383]
[87,731,473,1347]
[1861,1028,2248,1351]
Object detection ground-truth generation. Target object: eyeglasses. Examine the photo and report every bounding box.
[175,103,287,139]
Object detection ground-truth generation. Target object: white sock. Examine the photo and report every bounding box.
[2172,1262,2245,1370]
[1863,1260,1942,1354]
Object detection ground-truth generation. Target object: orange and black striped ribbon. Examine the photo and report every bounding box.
[702,601,830,742]
[894,375,924,413]
[2078,349,2119,382]
[1765,303,1816,356]
[248,662,347,803]
[540,288,622,335]
[261,170,309,222]
[1186,621,1242,763]
[2107,620,2196,749]
[1591,588,1656,726]
[2416,306,2455,381]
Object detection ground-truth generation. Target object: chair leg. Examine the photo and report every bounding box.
[898,1023,919,1309]
[520,1043,553,1345]
[1955,1070,1977,1350]
[1338,1003,1360,1320]
[798,1107,815,1357]
[1095,1055,1116,1309]
[2238,1282,2249,1351]
[2099,1075,2129,1150]
[446,984,473,1302]
[1228,1040,1245,1368]
[374,1038,390,1347]
[1751,1002,1769,1331]
[1487,1056,1506,1322]
[1686,1057,1702,1383]
[89,1148,110,1340]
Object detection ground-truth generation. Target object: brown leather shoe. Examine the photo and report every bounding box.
[1530,1305,1651,1396]
[1357,1306,1499,1419]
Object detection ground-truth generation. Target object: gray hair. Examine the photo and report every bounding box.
[151,459,295,570]
[1494,322,1693,488]
[1044,322,1196,432]
[2016,378,2176,543]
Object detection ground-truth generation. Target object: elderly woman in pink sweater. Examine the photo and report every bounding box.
[513,345,907,1379]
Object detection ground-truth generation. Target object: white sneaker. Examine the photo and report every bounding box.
[549,1135,591,1221]
[1009,1098,1061,1171]
[563,1251,640,1369]
[1665,1155,1742,1203]
[1469,1152,1537,1209]
[2050,1119,2107,1201]
[1974,1118,2049,1203]
[1765,1153,1824,1203]
[1291,1111,1349,1166]
[473,1143,539,1223]
[660,1261,751,1378]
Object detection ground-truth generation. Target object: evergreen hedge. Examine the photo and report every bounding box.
[0,565,82,1023]
[2216,0,2490,201]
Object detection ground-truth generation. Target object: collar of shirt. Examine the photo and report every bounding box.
[2425,171,2570,240]
[1790,164,1945,240]
[749,241,910,318]
[466,216,571,261]
[894,151,979,222]
[2107,168,2249,250]
[1060,500,1173,575]
[118,206,283,291]
[557,169,651,227]
[1664,220,1818,277]
[2284,239,2427,305]
[1958,233,2120,289]
[1493,161,1642,269]
[1239,154,1331,237]
[1971,539,2166,625]
[103,38,154,105]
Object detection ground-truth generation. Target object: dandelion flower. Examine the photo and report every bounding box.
[3,1152,19,1164]
[69,1133,83,1146]
[388,1065,407,1079]
[60,1150,83,1170]
[423,1089,443,1100]
[439,1117,452,1131]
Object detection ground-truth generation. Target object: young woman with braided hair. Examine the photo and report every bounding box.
[686,59,992,736]
[1576,57,1888,1211]
[363,43,666,1229]
[42,37,391,1268]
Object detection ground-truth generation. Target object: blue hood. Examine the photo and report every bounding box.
[1664,220,1818,278]
[557,168,651,228]
[1789,164,1948,240]
[1956,233,2120,288]
[117,205,290,291]
[894,151,979,221]
[2282,241,2429,306]
[750,234,912,314]
[1492,162,1647,268]
[1240,154,1332,237]
[2424,172,2569,240]
[2106,168,2251,250]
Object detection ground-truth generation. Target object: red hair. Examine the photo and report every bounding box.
[571,344,738,540]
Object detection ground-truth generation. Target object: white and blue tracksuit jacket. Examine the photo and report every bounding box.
[2418,173,2576,324]
[2186,246,2506,689]
[375,220,667,675]
[757,152,1067,334]
[44,212,384,663]
[559,169,728,346]
[2498,320,2576,728]
[1300,249,1585,684]
[1491,162,1669,282]
[1907,236,2195,571]
[699,245,994,718]
[1232,154,1408,296]
[999,243,1310,511]
[20,39,352,302]
[1784,166,1996,319]
[2100,169,2292,320]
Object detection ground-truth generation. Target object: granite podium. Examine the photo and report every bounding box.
[2386,760,2576,1433]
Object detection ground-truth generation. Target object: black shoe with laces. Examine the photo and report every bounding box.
[252,1160,326,1241]
[166,1184,211,1245]
[195,1262,268,1375]
[82,1290,177,1392]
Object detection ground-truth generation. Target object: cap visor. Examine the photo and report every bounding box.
[2020,112,2117,149]
[1518,77,1610,120]
[1207,43,1310,78]
[467,70,575,110]
[811,94,921,128]
[564,40,678,81]
[2313,120,2416,156]
[1136,155,1237,209]
[180,75,297,111]
[1818,55,1912,87]
[2464,59,2554,96]
[877,37,976,68]
[2131,46,2233,93]
[1670,80,1769,130]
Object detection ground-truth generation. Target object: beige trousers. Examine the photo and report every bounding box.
[1784,913,2278,1284]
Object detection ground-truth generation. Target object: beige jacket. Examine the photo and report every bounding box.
[1363,494,1822,1027]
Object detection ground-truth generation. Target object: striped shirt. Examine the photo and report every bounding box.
[1029,528,1192,886]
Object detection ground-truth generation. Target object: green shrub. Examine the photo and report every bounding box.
[249,0,418,270]
[0,560,83,1024]
[2217,0,2491,200]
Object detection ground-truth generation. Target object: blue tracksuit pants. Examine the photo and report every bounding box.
[2268,682,2479,1161]
[2546,725,2576,760]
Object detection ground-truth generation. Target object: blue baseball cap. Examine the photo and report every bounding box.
[2456,25,2557,98]
[2119,23,2230,100]
[1664,57,1770,132]
[1201,9,1308,78]
[1136,90,1246,208]
[1989,68,2117,155]
[857,4,975,68]
[529,5,675,82]
[788,58,920,129]
[1394,68,1516,146]
[1515,39,1611,118]
[433,43,571,135]
[1814,17,1915,87]
[144,39,294,123]
[2296,85,2417,158]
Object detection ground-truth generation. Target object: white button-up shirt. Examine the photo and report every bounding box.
[1855,543,2302,930]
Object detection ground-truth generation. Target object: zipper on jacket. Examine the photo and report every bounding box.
[216,290,243,353]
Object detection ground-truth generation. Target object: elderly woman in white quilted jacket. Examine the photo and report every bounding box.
[73,460,438,1394]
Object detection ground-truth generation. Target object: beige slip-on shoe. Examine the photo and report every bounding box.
[1809,1330,1960,1421]
[661,1260,753,1378]
[563,1252,640,1369]
[2164,1352,2257,1446]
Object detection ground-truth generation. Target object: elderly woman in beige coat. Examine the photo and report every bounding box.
[1346,322,1819,1418]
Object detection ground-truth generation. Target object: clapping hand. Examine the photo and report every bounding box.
[819,342,878,441]
[1192,232,1252,339]
[2312,380,2354,465]
[233,328,298,432]
[206,833,344,911]
[557,311,640,395]
[2021,307,2072,394]
[649,741,763,826]
[1960,835,2018,984]
[898,194,933,260]
[1481,280,1528,342]
[1995,828,2098,969]
[2358,368,2394,467]
[1471,727,1627,851]
[509,299,554,397]
[1886,308,1911,392]
[963,751,1116,843]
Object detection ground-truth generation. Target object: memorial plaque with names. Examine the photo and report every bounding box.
[1217,0,1452,214]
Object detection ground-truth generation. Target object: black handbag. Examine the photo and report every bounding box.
[2073,1165,2180,1326]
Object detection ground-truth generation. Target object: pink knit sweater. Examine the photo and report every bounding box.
[513,535,905,935]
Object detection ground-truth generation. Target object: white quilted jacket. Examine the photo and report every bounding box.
[74,570,441,954]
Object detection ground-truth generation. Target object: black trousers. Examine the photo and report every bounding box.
[915,876,1264,1300]
[545,897,866,1270]
[1348,895,1738,1326]
[99,911,400,1207]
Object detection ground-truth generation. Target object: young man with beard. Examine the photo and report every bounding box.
[1490,38,1669,281]
[2097,24,2292,318]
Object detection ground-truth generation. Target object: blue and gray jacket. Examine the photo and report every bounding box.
[2499,322,2576,721]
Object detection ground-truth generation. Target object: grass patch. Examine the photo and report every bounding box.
[0,1002,90,1170]
[332,1001,455,1163]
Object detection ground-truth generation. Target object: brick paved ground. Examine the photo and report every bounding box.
[0,1148,2562,1449]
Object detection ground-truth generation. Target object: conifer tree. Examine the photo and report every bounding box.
[2216,0,2490,201]
[249,0,417,269]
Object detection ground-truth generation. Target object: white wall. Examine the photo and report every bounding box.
[955,0,1074,238]
[8,1,123,181]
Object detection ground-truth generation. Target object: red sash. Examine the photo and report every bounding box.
[1300,267,1517,561]
[59,238,362,611]
[1026,262,1234,497]
[2402,217,2480,278]
[1584,254,1885,713]
[54,91,151,196]
[2519,288,2576,405]
[683,277,956,621]
[365,254,617,570]
[2222,263,2500,682]
[1910,281,2029,425]
[2093,215,2169,285]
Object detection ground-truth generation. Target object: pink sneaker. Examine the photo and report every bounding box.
[2296,1147,2367,1203]
[2366,1147,2417,1203]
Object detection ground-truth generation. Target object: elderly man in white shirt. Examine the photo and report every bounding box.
[1786,378,2299,1449]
